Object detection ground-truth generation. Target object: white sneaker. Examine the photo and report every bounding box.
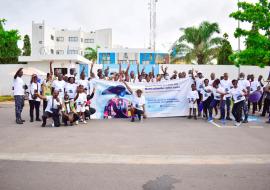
[234,122,241,127]
[75,121,79,125]
[51,123,54,127]
[83,120,87,124]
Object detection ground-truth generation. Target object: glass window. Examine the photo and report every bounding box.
[50,49,54,54]
[39,25,43,29]
[39,41,43,44]
[68,37,78,42]
[56,37,64,42]
[51,35,54,40]
[84,38,95,43]
[67,50,79,54]
[56,50,64,55]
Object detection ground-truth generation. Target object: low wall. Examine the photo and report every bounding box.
[0,63,269,96]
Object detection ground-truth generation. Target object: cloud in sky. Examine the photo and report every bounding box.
[0,0,258,51]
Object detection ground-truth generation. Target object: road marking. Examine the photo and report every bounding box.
[209,121,222,128]
[0,153,270,165]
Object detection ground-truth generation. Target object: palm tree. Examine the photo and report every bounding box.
[84,45,100,63]
[174,21,223,64]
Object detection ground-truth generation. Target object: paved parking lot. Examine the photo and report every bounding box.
[0,102,270,190]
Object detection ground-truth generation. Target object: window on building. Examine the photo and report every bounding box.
[81,38,83,42]
[51,35,54,40]
[67,50,79,54]
[84,38,94,43]
[50,49,54,54]
[54,68,67,75]
[39,25,43,29]
[100,53,111,64]
[56,50,64,55]
[68,37,79,42]
[56,37,64,42]
[39,41,43,44]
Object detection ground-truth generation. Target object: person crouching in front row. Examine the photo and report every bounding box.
[62,93,80,126]
[123,81,147,122]
[34,90,62,127]
[187,83,199,119]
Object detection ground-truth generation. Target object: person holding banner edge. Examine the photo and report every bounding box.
[122,81,147,122]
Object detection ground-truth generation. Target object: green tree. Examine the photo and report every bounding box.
[217,33,233,65]
[0,18,21,64]
[174,21,223,64]
[22,34,31,56]
[84,46,100,63]
[229,0,270,67]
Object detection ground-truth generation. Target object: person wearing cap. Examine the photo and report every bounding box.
[28,74,42,122]
[123,81,146,122]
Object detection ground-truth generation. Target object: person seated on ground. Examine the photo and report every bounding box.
[62,93,79,126]
[35,90,62,127]
[122,81,147,122]
[74,85,87,124]
[85,88,96,120]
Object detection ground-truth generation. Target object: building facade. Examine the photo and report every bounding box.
[98,48,170,65]
[31,21,112,56]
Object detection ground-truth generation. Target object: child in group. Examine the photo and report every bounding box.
[187,83,199,119]
[62,93,79,126]
[74,85,87,124]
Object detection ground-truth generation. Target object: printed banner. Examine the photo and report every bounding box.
[91,78,193,119]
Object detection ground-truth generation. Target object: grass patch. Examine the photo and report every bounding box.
[0,96,14,102]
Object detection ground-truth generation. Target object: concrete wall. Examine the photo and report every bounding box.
[0,64,268,96]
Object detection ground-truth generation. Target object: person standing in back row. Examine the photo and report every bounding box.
[13,68,26,124]
[28,74,42,122]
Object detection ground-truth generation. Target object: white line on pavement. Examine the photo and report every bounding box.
[0,153,270,165]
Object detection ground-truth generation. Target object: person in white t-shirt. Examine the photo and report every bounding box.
[28,74,42,122]
[52,74,66,99]
[77,72,90,94]
[13,68,26,124]
[187,83,199,119]
[35,90,62,127]
[248,74,261,114]
[220,73,233,120]
[231,79,247,126]
[74,85,87,124]
[64,77,78,100]
[238,73,250,123]
[200,79,213,120]
[208,79,228,123]
[195,72,204,117]
[123,81,146,122]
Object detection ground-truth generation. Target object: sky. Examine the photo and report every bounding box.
[0,0,257,52]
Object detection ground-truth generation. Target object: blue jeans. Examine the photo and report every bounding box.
[209,99,225,119]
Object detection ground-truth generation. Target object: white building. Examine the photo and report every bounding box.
[31,21,112,56]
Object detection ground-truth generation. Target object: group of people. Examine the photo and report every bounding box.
[12,61,269,127]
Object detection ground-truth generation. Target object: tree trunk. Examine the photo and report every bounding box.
[197,54,204,64]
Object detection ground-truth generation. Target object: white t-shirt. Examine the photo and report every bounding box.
[213,87,225,100]
[28,82,41,101]
[64,83,78,99]
[195,77,204,91]
[200,85,212,101]
[45,96,62,113]
[187,90,199,103]
[76,92,87,106]
[250,81,260,93]
[231,87,245,103]
[52,80,66,98]
[220,79,232,98]
[238,79,250,91]
[132,95,146,111]
[13,77,25,96]
[209,79,215,86]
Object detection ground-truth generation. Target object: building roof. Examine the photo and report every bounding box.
[19,54,92,64]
